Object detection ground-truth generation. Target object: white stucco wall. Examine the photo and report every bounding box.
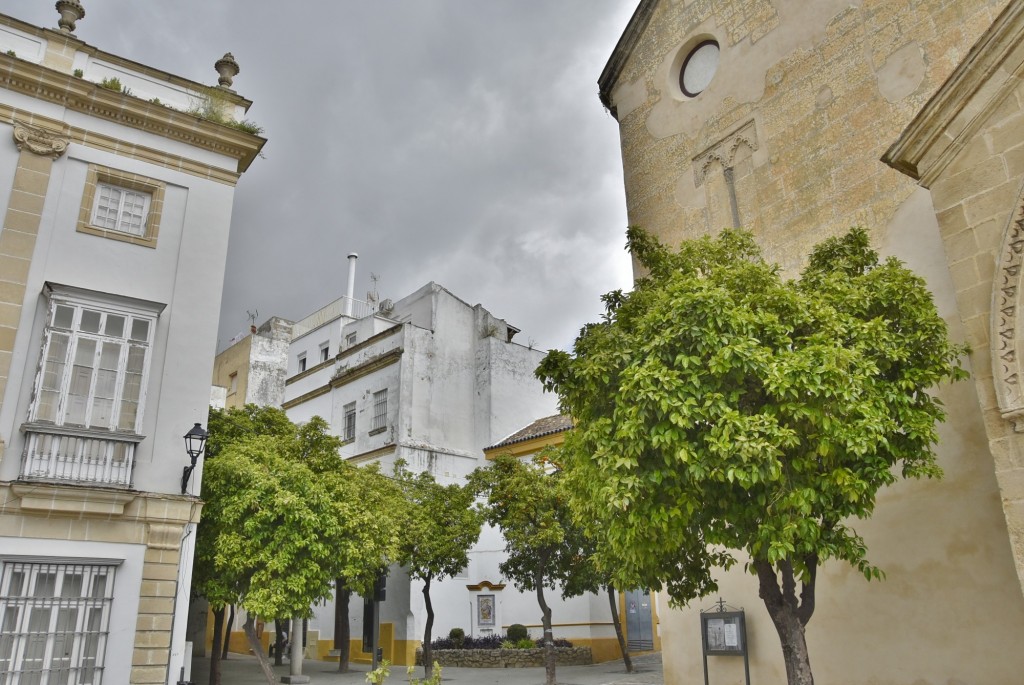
[280,283,597,658]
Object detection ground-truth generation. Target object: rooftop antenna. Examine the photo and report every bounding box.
[367,273,380,306]
[247,309,259,333]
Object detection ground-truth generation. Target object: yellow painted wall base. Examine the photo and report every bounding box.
[308,624,419,667]
[572,637,624,663]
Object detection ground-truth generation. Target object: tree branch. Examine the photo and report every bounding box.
[797,553,818,626]
[778,558,798,610]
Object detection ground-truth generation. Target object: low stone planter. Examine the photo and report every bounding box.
[416,646,592,668]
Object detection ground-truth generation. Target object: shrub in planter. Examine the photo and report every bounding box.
[430,633,504,650]
[535,638,574,648]
[449,627,465,649]
[507,624,528,642]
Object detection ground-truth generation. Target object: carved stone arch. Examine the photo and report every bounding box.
[991,182,1024,430]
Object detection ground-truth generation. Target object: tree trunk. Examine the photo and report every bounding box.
[273,618,286,666]
[335,581,352,672]
[607,587,633,673]
[755,558,816,685]
[242,615,277,685]
[535,559,556,685]
[209,606,225,685]
[222,604,234,659]
[421,574,434,678]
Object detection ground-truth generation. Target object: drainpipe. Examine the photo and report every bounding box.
[344,253,358,317]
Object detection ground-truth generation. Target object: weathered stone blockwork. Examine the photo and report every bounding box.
[600,0,1024,683]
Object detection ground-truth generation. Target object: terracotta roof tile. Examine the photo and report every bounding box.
[486,414,573,451]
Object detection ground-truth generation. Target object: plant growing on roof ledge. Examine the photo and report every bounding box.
[98,76,131,96]
[226,119,263,135]
[187,86,263,135]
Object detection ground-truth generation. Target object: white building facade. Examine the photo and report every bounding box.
[282,282,572,665]
[0,7,263,685]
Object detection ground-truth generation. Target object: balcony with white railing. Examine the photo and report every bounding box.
[20,425,142,487]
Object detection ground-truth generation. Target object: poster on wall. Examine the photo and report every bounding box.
[700,610,746,657]
[478,594,495,626]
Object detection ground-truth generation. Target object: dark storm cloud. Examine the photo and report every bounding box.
[13,1,636,351]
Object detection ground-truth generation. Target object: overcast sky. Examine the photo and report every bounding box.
[14,1,637,352]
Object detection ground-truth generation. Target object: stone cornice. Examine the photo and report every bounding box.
[0,103,241,185]
[882,1,1024,186]
[281,383,331,411]
[0,14,252,112]
[281,347,404,409]
[346,443,396,465]
[0,52,265,173]
[338,324,403,361]
[330,348,403,389]
[9,482,137,517]
[597,0,659,118]
[466,580,506,592]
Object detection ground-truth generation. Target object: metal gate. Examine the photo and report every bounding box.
[624,589,654,651]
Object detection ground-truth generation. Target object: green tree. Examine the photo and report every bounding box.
[537,228,968,685]
[193,405,295,685]
[470,454,598,685]
[196,409,404,684]
[321,461,406,673]
[395,465,482,679]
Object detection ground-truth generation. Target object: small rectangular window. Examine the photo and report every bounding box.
[91,183,151,236]
[320,343,330,363]
[77,165,165,248]
[297,354,306,373]
[345,332,358,347]
[343,402,356,442]
[372,389,387,432]
[228,372,238,394]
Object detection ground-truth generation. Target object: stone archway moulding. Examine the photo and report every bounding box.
[992,190,1024,430]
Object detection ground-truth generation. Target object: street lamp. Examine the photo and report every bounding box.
[181,422,208,494]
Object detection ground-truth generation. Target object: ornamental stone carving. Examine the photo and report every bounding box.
[12,121,69,159]
[215,52,240,89]
[692,119,759,187]
[993,200,1024,431]
[55,0,85,34]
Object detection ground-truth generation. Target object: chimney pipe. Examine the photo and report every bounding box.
[345,253,358,317]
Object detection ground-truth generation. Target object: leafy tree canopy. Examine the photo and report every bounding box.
[395,463,482,584]
[537,227,967,621]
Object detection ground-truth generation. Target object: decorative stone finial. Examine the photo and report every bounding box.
[215,53,240,89]
[55,0,85,34]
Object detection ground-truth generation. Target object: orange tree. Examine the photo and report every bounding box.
[536,228,967,685]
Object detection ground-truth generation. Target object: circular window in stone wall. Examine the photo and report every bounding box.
[679,39,720,97]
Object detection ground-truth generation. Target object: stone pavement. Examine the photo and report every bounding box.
[188,652,663,685]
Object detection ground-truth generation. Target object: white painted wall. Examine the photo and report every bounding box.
[280,283,599,657]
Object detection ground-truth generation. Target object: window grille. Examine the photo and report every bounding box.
[343,403,356,442]
[372,390,387,431]
[0,561,116,684]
